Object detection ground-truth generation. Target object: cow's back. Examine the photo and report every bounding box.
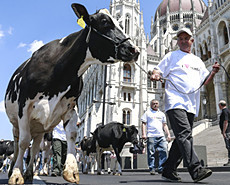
[93,122,124,148]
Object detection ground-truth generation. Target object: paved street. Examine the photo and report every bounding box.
[1,171,230,185]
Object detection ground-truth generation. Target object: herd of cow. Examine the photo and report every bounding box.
[3,3,141,185]
[0,122,144,181]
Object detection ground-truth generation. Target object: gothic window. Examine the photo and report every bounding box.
[199,45,204,60]
[204,42,209,60]
[128,93,131,101]
[124,92,126,101]
[185,24,191,29]
[123,92,131,101]
[147,78,157,89]
[224,24,229,45]
[147,78,151,88]
[122,109,131,125]
[218,21,229,47]
[154,40,157,52]
[123,64,131,82]
[173,24,179,31]
[125,14,130,35]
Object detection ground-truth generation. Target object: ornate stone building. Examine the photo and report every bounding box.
[77,0,230,149]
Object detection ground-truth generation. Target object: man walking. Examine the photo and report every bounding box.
[218,100,230,166]
[150,27,220,182]
[141,99,171,175]
[51,122,67,176]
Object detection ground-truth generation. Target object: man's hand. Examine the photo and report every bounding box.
[149,69,162,81]
[142,134,147,140]
[212,62,220,73]
[166,136,171,142]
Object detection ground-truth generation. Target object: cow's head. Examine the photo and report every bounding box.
[129,137,145,154]
[80,136,96,154]
[124,125,138,145]
[71,3,139,64]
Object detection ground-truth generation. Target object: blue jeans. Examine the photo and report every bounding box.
[147,136,168,172]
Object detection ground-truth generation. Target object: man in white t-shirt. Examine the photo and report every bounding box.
[51,121,67,176]
[141,99,171,175]
[150,27,220,183]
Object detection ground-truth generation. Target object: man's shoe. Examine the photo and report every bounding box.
[192,168,212,183]
[51,172,58,177]
[150,170,156,175]
[223,162,230,166]
[162,170,181,182]
[158,170,163,174]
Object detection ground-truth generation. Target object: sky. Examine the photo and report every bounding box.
[0,0,161,140]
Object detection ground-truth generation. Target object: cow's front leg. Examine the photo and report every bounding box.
[114,148,122,176]
[62,109,79,184]
[9,123,31,185]
[8,127,19,178]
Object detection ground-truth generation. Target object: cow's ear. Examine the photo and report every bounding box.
[71,3,90,25]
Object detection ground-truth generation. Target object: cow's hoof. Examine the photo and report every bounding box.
[83,171,88,174]
[113,171,116,175]
[97,171,102,175]
[63,170,79,184]
[63,154,79,183]
[8,168,24,185]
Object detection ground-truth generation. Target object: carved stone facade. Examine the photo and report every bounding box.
[76,0,230,144]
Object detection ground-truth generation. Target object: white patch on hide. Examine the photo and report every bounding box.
[78,49,103,77]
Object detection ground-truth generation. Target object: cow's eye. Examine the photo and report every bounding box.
[101,18,107,25]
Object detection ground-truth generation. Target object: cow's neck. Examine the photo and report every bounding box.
[77,48,104,77]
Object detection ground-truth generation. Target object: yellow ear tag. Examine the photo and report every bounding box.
[77,16,86,29]
[123,128,126,132]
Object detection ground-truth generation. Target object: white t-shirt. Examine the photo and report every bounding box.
[52,122,66,141]
[157,50,209,116]
[141,109,166,137]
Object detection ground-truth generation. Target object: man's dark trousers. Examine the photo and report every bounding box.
[52,138,67,175]
[164,109,202,176]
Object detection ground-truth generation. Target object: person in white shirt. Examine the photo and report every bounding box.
[150,27,220,182]
[141,99,171,175]
[51,122,67,176]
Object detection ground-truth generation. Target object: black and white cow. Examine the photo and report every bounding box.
[4,3,139,185]
[0,140,14,173]
[91,122,139,175]
[0,140,14,158]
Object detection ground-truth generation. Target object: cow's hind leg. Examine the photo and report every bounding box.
[62,109,79,184]
[96,147,103,175]
[23,134,43,182]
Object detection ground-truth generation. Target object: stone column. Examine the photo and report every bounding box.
[213,73,223,115]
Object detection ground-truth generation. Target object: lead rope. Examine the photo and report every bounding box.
[135,61,229,95]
